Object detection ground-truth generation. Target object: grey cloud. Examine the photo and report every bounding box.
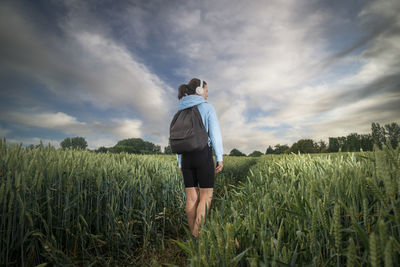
[270,0,400,135]
[319,29,385,70]
[302,1,400,116]
[309,96,400,141]
[362,98,400,117]
[313,73,400,114]
[2,0,400,151]
[0,2,174,139]
[319,0,400,69]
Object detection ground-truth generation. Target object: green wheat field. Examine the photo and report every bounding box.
[1,138,399,266]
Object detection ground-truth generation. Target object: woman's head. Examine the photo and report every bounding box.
[188,78,207,92]
[177,78,208,99]
[188,78,208,99]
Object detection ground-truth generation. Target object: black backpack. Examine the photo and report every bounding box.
[169,105,208,154]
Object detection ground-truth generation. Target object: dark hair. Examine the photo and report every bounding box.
[177,78,208,99]
[178,84,189,99]
[188,78,207,93]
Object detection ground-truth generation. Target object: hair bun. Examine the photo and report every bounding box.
[178,84,191,99]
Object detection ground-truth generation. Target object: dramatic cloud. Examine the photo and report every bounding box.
[0,0,399,153]
[0,1,173,131]
[0,111,86,130]
[159,0,400,152]
[108,118,142,139]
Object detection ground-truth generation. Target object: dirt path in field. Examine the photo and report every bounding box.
[146,158,260,266]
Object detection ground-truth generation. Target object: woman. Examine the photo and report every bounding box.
[176,78,223,238]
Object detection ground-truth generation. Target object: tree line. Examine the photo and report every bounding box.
[55,121,399,155]
[56,137,162,154]
[230,121,399,156]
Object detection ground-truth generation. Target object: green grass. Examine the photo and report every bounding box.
[184,148,400,266]
[1,138,399,266]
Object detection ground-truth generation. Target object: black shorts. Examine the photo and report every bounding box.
[181,145,215,188]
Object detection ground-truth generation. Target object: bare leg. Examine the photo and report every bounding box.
[192,188,213,238]
[185,187,199,235]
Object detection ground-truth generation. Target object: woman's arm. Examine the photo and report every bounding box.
[176,154,182,168]
[208,105,223,163]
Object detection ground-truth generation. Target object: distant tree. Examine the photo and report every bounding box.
[337,136,347,152]
[346,133,361,152]
[274,144,289,154]
[109,138,161,154]
[108,145,136,154]
[72,137,88,149]
[117,138,150,151]
[60,137,87,150]
[328,137,339,152]
[317,140,328,153]
[229,148,246,156]
[60,138,72,149]
[290,142,299,154]
[265,145,274,154]
[329,131,379,153]
[360,134,373,151]
[290,139,317,154]
[96,146,108,153]
[153,145,161,154]
[384,122,400,149]
[371,122,386,149]
[164,145,172,154]
[248,150,263,157]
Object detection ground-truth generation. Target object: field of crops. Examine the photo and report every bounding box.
[1,138,399,266]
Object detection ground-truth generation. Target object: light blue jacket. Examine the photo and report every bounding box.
[176,95,223,168]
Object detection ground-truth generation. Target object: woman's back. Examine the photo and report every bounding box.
[175,78,223,239]
[177,94,223,164]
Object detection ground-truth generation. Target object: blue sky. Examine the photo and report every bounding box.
[0,0,399,154]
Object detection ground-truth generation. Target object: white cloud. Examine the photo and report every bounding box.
[214,98,284,153]
[86,137,117,149]
[109,118,142,139]
[308,93,400,140]
[62,31,170,124]
[1,111,86,129]
[0,1,173,136]
[162,0,334,152]
[1,0,399,153]
[162,0,400,152]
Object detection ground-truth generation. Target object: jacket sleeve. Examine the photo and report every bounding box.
[176,154,182,168]
[208,105,223,162]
